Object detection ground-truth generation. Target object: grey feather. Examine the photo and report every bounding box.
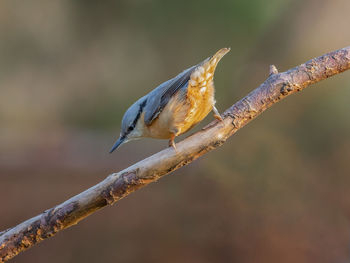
[143,64,197,125]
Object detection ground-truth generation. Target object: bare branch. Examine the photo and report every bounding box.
[1,46,349,262]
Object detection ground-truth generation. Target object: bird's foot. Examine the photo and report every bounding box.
[213,106,223,122]
[168,135,177,151]
[214,113,223,122]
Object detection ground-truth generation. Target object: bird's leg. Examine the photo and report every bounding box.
[168,133,177,150]
[212,105,223,121]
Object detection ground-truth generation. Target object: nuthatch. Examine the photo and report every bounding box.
[110,47,230,153]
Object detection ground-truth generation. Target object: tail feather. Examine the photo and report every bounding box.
[189,47,230,87]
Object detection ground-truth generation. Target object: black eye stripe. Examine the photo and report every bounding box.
[126,99,147,134]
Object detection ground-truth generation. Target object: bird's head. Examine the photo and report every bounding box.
[109,97,147,153]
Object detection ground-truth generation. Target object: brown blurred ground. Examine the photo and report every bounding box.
[1,0,350,262]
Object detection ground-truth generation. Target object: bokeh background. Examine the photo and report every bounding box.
[1,0,350,262]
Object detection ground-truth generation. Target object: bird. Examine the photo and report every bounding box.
[109,47,230,153]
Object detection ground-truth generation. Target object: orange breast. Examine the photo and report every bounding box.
[176,55,223,135]
[178,80,215,134]
[141,81,214,139]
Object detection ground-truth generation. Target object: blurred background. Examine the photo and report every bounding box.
[1,0,350,262]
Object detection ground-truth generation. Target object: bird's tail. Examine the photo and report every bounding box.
[209,47,231,66]
[189,47,230,86]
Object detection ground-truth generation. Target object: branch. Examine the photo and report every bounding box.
[1,46,349,262]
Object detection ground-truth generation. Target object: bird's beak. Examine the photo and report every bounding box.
[109,136,126,153]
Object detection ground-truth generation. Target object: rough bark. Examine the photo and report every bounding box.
[1,46,349,262]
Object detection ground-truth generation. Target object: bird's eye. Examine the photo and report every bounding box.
[127,126,134,132]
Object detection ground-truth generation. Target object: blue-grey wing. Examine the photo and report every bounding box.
[143,65,197,126]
